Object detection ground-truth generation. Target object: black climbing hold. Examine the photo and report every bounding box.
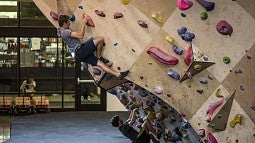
[181,13,186,17]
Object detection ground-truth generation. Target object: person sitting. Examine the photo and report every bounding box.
[110,108,160,143]
[20,75,36,97]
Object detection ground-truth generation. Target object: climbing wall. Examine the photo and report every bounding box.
[33,0,255,142]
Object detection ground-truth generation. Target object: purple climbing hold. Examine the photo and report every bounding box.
[197,0,215,11]
[181,32,195,42]
[187,72,192,79]
[168,69,180,80]
[240,85,244,90]
[172,45,183,55]
[177,27,187,35]
[203,56,208,61]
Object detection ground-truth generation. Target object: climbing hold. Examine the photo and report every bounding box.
[247,55,251,59]
[184,46,193,66]
[151,13,164,24]
[131,49,135,52]
[216,114,222,118]
[50,11,58,20]
[216,20,233,36]
[199,79,208,84]
[167,93,171,97]
[165,35,176,45]
[206,116,211,122]
[117,66,121,70]
[154,86,163,94]
[177,27,187,35]
[207,98,224,116]
[207,133,218,143]
[194,64,202,70]
[240,85,244,90]
[140,76,144,80]
[187,72,192,79]
[69,14,76,21]
[167,69,180,80]
[83,13,95,27]
[223,56,231,64]
[200,11,208,20]
[208,75,213,80]
[235,69,242,74]
[252,128,255,136]
[203,56,208,61]
[197,89,203,94]
[122,0,130,5]
[229,114,243,128]
[215,89,223,98]
[198,129,205,138]
[147,46,179,65]
[208,123,215,128]
[78,5,83,9]
[197,0,215,11]
[181,32,195,42]
[137,20,148,28]
[148,62,152,65]
[177,0,193,10]
[114,12,124,19]
[181,12,186,17]
[95,10,106,17]
[172,45,183,55]
[114,42,118,46]
[197,51,204,58]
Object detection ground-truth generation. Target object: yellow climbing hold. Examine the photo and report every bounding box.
[122,0,130,5]
[151,13,164,24]
[215,88,223,98]
[165,35,176,45]
[229,114,243,128]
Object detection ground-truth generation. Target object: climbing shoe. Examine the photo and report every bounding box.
[118,70,129,80]
[99,57,109,63]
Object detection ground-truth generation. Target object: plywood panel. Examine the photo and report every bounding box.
[222,44,255,123]
[71,0,161,71]
[162,0,255,83]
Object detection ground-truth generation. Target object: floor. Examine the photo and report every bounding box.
[1,111,130,143]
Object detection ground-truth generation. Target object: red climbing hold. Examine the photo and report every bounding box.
[137,20,148,28]
[177,0,193,10]
[83,13,95,27]
[95,10,105,17]
[50,11,58,20]
[114,12,124,19]
[216,20,233,36]
[147,46,179,65]
[184,46,193,66]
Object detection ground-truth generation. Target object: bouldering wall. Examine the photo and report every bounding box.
[33,0,255,142]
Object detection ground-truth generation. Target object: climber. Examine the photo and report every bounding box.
[57,14,129,80]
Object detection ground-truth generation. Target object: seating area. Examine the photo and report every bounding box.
[0,96,50,115]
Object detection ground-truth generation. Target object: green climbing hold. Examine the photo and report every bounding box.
[194,64,202,70]
[217,114,222,118]
[200,11,208,20]
[223,56,231,64]
[209,123,215,128]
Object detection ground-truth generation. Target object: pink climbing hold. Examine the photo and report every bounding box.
[207,98,224,116]
[50,11,58,20]
[114,12,124,19]
[147,46,179,65]
[95,10,106,17]
[207,133,218,143]
[177,0,193,10]
[216,20,233,36]
[137,20,148,28]
[184,46,193,66]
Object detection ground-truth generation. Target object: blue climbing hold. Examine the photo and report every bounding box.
[172,45,183,55]
[177,27,187,35]
[168,69,180,80]
[70,14,76,21]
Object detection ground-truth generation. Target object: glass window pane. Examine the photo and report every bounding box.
[20,1,53,27]
[0,1,18,27]
[0,37,18,68]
